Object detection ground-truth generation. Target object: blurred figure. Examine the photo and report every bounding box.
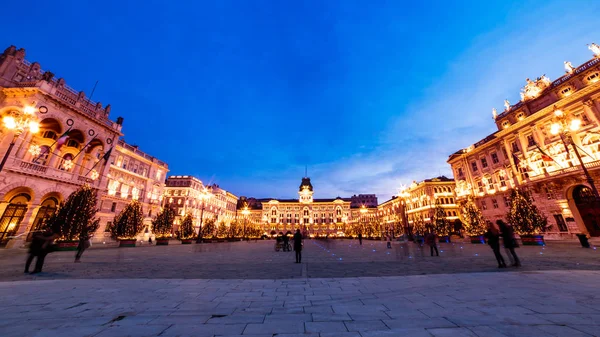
[25,227,57,274]
[425,228,439,257]
[484,221,506,268]
[358,233,363,245]
[74,233,92,263]
[282,232,289,251]
[497,220,521,267]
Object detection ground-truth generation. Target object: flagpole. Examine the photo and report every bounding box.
[72,136,96,160]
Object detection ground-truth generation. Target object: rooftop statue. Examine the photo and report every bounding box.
[564,61,575,74]
[520,75,551,101]
[492,108,497,119]
[504,99,511,111]
[588,43,600,57]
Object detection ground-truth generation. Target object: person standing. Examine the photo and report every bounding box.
[75,233,91,263]
[425,229,439,257]
[25,227,56,274]
[358,233,363,245]
[484,221,506,268]
[293,229,303,263]
[497,220,521,267]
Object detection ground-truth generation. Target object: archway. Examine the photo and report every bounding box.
[0,193,31,246]
[572,185,600,236]
[26,197,59,241]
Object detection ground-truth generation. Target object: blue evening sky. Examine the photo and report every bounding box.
[2,0,599,201]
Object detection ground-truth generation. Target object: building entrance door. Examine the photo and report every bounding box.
[573,185,600,237]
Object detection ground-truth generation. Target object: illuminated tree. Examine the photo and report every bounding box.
[433,204,452,236]
[459,196,486,236]
[179,213,195,239]
[229,220,242,238]
[45,185,100,241]
[412,216,426,236]
[110,200,144,240]
[201,218,216,238]
[152,206,176,239]
[216,221,228,238]
[506,188,548,235]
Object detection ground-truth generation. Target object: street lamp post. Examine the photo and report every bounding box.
[398,186,412,240]
[0,106,40,173]
[359,205,367,237]
[196,188,212,243]
[241,206,250,239]
[550,107,600,198]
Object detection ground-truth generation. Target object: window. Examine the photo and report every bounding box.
[105,221,112,232]
[66,139,80,149]
[481,158,488,168]
[111,202,117,212]
[492,199,499,209]
[527,135,536,147]
[487,177,494,190]
[501,148,508,160]
[481,200,487,210]
[42,130,57,140]
[545,187,554,200]
[450,198,454,204]
[471,161,478,172]
[503,196,510,207]
[477,181,484,193]
[148,209,152,217]
[457,167,464,177]
[491,152,499,164]
[553,214,568,232]
[511,141,520,153]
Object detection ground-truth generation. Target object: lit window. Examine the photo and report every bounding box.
[481,158,488,168]
[491,152,499,164]
[471,161,478,172]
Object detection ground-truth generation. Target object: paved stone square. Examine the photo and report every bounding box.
[0,239,599,336]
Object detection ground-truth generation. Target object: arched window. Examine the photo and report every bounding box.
[0,193,31,246]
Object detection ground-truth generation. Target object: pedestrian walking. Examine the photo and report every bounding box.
[484,221,506,268]
[358,233,363,245]
[282,233,290,252]
[74,234,92,263]
[497,220,521,267]
[293,229,303,263]
[148,236,153,245]
[25,227,57,274]
[425,229,439,256]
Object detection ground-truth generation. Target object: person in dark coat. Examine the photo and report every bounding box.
[484,221,506,268]
[25,227,56,274]
[425,229,439,256]
[293,229,303,263]
[497,220,521,267]
[358,233,363,245]
[282,233,290,251]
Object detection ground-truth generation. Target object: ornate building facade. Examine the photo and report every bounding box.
[97,140,169,239]
[400,177,459,232]
[448,44,600,238]
[0,45,121,247]
[164,175,238,234]
[241,177,354,237]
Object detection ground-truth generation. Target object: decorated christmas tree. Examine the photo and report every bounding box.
[201,218,216,238]
[412,216,426,236]
[179,213,195,239]
[228,220,241,238]
[45,185,100,241]
[506,188,548,235]
[216,221,228,238]
[151,206,176,239]
[433,204,452,236]
[110,200,144,240]
[459,196,486,236]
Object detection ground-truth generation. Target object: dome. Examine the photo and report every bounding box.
[299,177,313,192]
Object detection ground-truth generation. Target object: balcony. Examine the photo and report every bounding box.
[7,158,101,188]
[528,160,600,181]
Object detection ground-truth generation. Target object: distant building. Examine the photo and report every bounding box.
[164,176,238,234]
[401,176,459,231]
[240,177,360,237]
[350,194,378,208]
[97,140,169,239]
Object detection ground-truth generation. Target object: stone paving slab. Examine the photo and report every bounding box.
[0,271,599,336]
